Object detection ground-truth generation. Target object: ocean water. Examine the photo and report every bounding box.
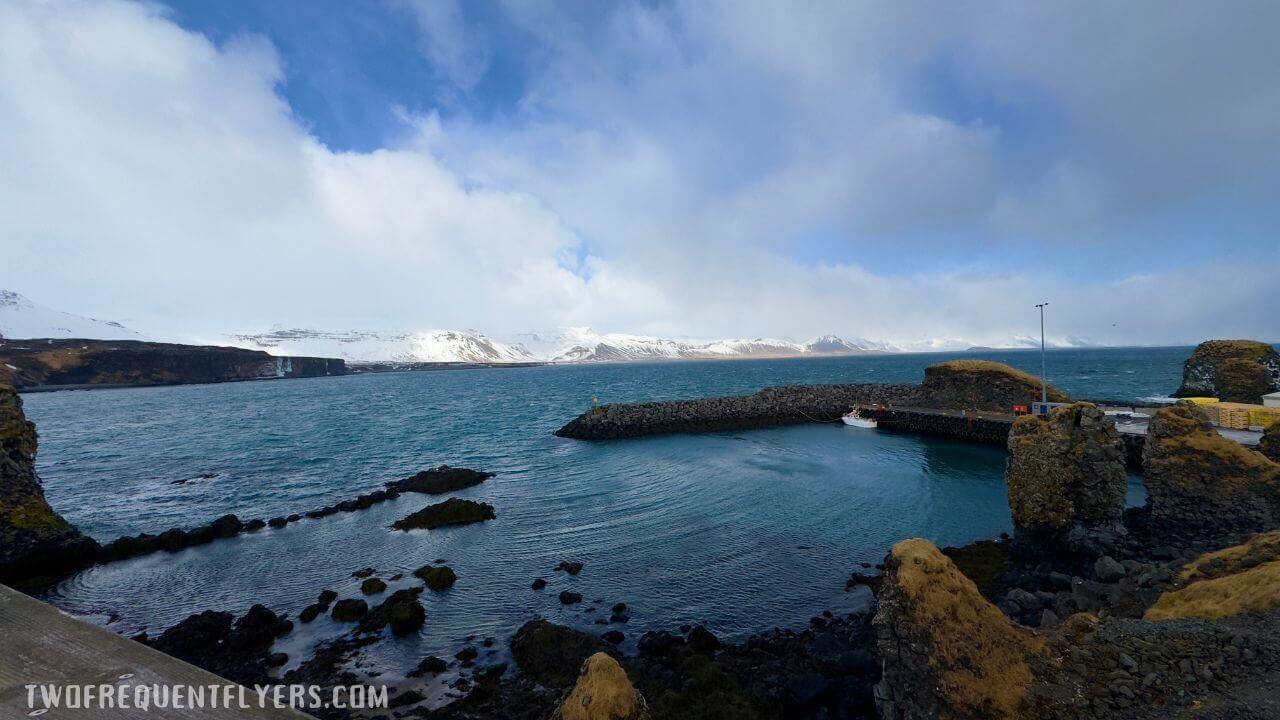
[22,348,1184,688]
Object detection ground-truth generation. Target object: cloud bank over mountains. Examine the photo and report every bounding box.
[1,0,1276,349]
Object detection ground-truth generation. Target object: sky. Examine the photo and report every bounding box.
[1,0,1277,347]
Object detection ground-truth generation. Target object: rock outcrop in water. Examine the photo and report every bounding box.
[0,338,346,390]
[1172,339,1280,401]
[392,497,496,531]
[0,384,98,583]
[873,538,1046,720]
[1005,403,1128,556]
[145,603,293,686]
[1141,404,1280,536]
[554,653,651,720]
[919,359,1068,412]
[386,465,494,494]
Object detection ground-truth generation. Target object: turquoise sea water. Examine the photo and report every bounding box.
[22,348,1186,683]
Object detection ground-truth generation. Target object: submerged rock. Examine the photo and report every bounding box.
[386,465,494,494]
[1005,403,1127,556]
[330,598,368,622]
[413,564,457,590]
[557,560,585,575]
[359,588,425,636]
[1173,339,1280,400]
[0,384,99,583]
[552,652,650,720]
[873,538,1045,720]
[391,497,495,531]
[919,359,1068,412]
[1142,404,1280,535]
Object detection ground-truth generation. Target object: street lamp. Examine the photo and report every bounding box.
[1035,302,1049,403]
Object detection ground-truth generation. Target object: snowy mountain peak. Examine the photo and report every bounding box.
[0,290,139,341]
[229,328,534,364]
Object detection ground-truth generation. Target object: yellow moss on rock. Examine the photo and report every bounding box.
[1178,530,1280,583]
[1146,560,1280,621]
[877,538,1046,720]
[553,652,650,720]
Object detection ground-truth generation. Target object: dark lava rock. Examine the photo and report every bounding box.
[392,498,496,531]
[359,588,425,636]
[351,567,375,578]
[686,624,721,654]
[414,564,458,590]
[317,589,338,607]
[244,518,266,532]
[601,630,625,644]
[286,513,301,522]
[330,598,368,622]
[265,652,288,667]
[611,602,628,614]
[531,578,547,590]
[0,385,100,584]
[299,604,324,623]
[1094,555,1126,582]
[387,465,494,494]
[158,528,189,552]
[456,646,479,663]
[360,577,386,595]
[407,655,448,678]
[637,630,681,657]
[609,612,630,624]
[267,517,287,529]
[209,514,243,538]
[147,603,291,686]
[510,619,606,689]
[556,560,584,575]
[559,591,583,605]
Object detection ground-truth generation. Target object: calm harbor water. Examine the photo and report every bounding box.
[22,348,1184,684]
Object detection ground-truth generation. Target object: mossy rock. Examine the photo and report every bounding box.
[414,564,458,590]
[1174,339,1280,398]
[392,498,495,531]
[921,360,1067,412]
[1215,357,1273,403]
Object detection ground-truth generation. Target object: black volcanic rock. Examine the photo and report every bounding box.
[0,385,99,583]
[386,465,494,494]
[509,620,606,689]
[0,338,345,391]
[392,498,495,531]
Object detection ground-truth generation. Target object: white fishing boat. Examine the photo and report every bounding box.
[841,408,878,428]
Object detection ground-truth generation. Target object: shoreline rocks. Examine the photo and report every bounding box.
[386,465,494,494]
[0,384,99,584]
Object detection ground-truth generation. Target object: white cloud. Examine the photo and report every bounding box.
[0,0,1275,347]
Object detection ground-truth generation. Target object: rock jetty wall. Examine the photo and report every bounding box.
[554,384,918,440]
[866,407,1013,446]
[0,338,346,391]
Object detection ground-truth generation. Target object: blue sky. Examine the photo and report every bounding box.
[1,0,1276,345]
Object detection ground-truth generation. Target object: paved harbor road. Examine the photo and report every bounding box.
[0,585,310,719]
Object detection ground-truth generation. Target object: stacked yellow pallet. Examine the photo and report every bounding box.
[1209,402,1280,429]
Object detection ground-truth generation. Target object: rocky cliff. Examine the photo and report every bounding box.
[1005,403,1128,556]
[873,538,1047,720]
[919,360,1068,412]
[0,384,98,583]
[1141,404,1280,536]
[1173,340,1280,401]
[0,339,346,390]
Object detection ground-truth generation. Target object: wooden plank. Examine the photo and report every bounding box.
[0,584,310,719]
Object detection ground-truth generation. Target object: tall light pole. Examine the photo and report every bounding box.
[1035,302,1049,403]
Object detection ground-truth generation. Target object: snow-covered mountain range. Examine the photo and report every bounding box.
[0,290,139,341]
[0,289,1097,364]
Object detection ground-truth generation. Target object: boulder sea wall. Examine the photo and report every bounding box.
[0,338,346,391]
[1141,404,1280,536]
[1172,339,1280,401]
[919,360,1068,412]
[555,383,918,440]
[873,538,1047,720]
[1005,403,1128,556]
[0,384,99,583]
[866,406,1013,446]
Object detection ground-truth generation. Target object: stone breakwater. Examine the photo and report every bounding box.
[866,407,1014,446]
[554,384,920,440]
